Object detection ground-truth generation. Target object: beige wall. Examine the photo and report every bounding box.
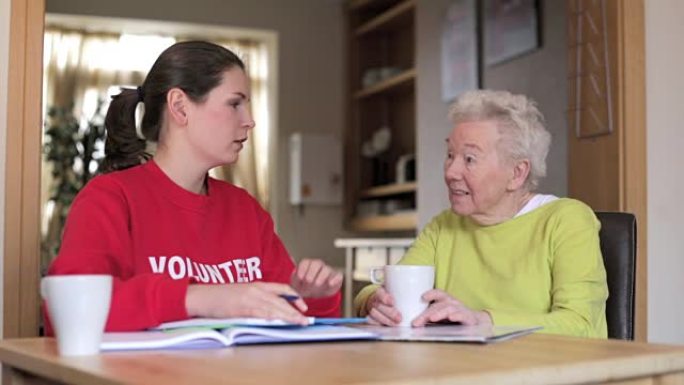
[0,0,11,337]
[46,0,352,266]
[645,0,684,344]
[416,0,567,227]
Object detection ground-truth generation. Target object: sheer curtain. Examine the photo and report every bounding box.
[41,28,272,268]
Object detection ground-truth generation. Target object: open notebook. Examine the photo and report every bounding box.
[101,325,378,351]
[355,324,542,343]
[100,318,539,351]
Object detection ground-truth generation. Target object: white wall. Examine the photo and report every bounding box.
[646,0,684,344]
[46,0,352,267]
[416,0,568,228]
[0,0,12,338]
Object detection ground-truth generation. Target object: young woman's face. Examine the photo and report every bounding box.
[443,120,514,219]
[185,68,255,167]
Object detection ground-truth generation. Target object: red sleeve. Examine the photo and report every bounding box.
[303,292,342,318]
[45,177,189,333]
[256,204,341,318]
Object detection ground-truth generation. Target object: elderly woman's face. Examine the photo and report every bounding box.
[444,120,514,218]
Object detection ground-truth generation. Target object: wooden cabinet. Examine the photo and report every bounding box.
[344,0,417,233]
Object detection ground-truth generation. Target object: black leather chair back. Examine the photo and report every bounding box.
[595,212,636,340]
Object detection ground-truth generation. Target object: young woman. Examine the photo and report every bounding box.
[47,41,342,332]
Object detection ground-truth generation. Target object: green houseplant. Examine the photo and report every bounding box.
[41,102,106,271]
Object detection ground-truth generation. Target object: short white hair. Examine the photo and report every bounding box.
[447,90,551,191]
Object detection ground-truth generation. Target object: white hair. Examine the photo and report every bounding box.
[447,90,551,191]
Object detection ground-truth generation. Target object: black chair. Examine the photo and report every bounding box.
[595,212,637,340]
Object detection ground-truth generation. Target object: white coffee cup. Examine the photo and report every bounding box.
[370,265,435,327]
[41,275,113,356]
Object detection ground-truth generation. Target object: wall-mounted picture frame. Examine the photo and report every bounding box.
[483,0,540,67]
[441,0,479,102]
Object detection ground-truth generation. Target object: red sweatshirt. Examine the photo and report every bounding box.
[47,160,340,332]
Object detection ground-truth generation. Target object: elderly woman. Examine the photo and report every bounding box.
[354,90,608,338]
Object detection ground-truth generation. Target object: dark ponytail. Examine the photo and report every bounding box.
[101,88,150,172]
[102,41,245,173]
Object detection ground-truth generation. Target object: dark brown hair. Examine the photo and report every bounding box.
[101,41,245,172]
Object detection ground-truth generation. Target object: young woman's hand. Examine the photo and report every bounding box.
[365,287,402,326]
[411,289,492,327]
[290,259,343,298]
[184,282,310,325]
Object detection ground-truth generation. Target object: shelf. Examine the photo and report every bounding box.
[360,181,416,198]
[348,0,387,11]
[350,211,417,232]
[348,0,402,12]
[354,0,415,37]
[345,0,417,235]
[348,0,374,10]
[354,68,415,99]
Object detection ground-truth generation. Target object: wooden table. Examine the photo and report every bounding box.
[2,334,684,385]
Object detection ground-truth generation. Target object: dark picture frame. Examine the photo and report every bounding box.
[483,0,541,66]
[441,0,480,102]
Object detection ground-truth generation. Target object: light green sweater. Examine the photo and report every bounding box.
[354,198,608,338]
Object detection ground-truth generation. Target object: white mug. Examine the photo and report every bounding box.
[370,265,435,327]
[41,275,113,356]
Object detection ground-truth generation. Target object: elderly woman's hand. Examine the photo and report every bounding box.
[366,287,402,326]
[412,289,492,327]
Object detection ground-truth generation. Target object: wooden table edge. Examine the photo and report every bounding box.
[0,338,122,385]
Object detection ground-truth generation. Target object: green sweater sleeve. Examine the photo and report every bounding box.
[487,203,608,338]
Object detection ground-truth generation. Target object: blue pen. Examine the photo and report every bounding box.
[279,294,312,325]
[313,317,368,325]
[279,294,300,302]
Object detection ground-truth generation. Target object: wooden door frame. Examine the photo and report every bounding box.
[618,0,647,342]
[567,0,646,341]
[4,0,44,338]
[4,0,648,339]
